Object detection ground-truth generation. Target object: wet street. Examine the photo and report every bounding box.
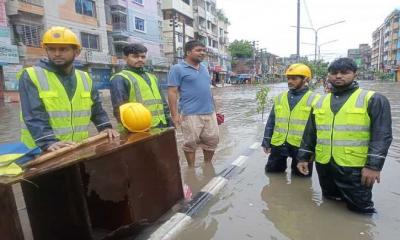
[1,81,400,240]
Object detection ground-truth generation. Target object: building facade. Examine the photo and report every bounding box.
[6,0,114,92]
[371,9,400,80]
[347,44,372,80]
[161,0,194,63]
[1,0,20,102]
[372,24,385,71]
[107,0,169,82]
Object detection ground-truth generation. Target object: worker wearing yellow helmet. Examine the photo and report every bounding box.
[110,43,171,132]
[19,26,118,151]
[261,63,320,176]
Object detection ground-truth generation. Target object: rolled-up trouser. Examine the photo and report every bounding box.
[315,160,375,214]
[181,113,219,152]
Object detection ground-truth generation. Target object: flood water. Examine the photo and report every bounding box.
[1,81,399,240]
[175,81,400,240]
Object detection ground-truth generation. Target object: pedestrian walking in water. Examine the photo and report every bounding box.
[297,58,392,214]
[261,63,320,176]
[167,40,219,167]
[19,26,118,151]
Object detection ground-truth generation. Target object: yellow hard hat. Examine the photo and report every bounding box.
[120,103,152,132]
[285,63,312,79]
[42,26,81,48]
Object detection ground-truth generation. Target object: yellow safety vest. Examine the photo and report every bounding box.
[112,70,167,127]
[20,67,93,148]
[271,90,320,147]
[0,153,24,176]
[313,88,374,167]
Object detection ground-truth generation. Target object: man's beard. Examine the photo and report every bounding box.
[50,58,75,70]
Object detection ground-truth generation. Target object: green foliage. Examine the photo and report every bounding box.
[229,40,254,58]
[300,60,329,80]
[217,9,230,24]
[256,86,270,120]
[375,71,394,81]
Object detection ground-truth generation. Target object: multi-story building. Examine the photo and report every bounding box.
[192,0,219,67]
[161,0,194,64]
[347,44,372,79]
[371,9,400,80]
[162,0,231,83]
[372,24,385,71]
[107,0,169,81]
[1,0,20,102]
[215,9,230,83]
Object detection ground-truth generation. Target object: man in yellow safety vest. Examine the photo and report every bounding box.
[19,26,118,151]
[110,43,170,129]
[297,58,392,214]
[261,63,320,176]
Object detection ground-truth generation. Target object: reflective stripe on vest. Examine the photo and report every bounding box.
[271,90,320,147]
[112,70,167,127]
[20,67,93,148]
[314,88,374,167]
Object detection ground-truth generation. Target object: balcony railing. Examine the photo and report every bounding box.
[19,0,43,7]
[112,22,127,31]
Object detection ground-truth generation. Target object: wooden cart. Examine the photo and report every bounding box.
[0,128,183,240]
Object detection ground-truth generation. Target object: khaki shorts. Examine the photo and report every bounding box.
[181,113,219,152]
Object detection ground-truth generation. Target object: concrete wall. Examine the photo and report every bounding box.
[44,0,110,57]
[163,0,193,18]
[125,0,162,58]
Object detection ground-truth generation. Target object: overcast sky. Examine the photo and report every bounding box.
[218,0,399,61]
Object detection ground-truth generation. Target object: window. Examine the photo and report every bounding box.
[15,24,42,47]
[112,14,127,31]
[114,44,124,57]
[81,32,99,50]
[177,34,183,43]
[133,0,143,5]
[135,17,145,32]
[75,0,96,17]
[182,0,190,5]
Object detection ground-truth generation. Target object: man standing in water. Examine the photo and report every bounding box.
[168,40,219,167]
[297,58,392,214]
[262,63,320,176]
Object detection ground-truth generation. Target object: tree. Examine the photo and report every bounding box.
[217,9,230,24]
[256,86,270,120]
[300,60,328,80]
[229,40,254,58]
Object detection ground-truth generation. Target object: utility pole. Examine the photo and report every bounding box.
[169,14,179,64]
[291,20,345,63]
[296,0,300,61]
[182,17,186,49]
[252,40,259,77]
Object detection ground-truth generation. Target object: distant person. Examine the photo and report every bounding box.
[261,63,320,176]
[110,43,171,129]
[168,40,219,167]
[323,78,332,93]
[297,58,392,214]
